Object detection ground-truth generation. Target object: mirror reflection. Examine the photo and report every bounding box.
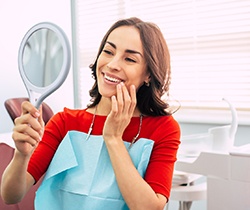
[22,28,63,87]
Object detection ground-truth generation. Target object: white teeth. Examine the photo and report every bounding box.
[104,74,122,83]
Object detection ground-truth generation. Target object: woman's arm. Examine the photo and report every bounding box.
[1,101,43,204]
[1,151,35,204]
[103,83,166,210]
[105,139,167,210]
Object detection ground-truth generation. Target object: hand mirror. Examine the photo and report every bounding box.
[18,22,71,108]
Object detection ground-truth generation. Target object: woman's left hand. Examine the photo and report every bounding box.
[103,82,136,142]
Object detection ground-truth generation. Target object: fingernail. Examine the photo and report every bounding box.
[117,83,121,89]
[35,112,40,118]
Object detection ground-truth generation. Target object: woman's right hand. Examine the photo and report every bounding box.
[12,101,44,157]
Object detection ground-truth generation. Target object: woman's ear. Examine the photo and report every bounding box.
[144,75,151,87]
[145,72,151,80]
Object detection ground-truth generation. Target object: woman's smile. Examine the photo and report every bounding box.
[103,72,124,84]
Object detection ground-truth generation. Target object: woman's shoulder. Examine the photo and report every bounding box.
[57,107,88,118]
[142,114,180,140]
[63,107,87,113]
[144,114,179,128]
[46,107,95,134]
[49,107,92,124]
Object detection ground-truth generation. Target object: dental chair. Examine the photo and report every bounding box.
[165,133,209,210]
[4,97,54,124]
[165,171,207,210]
[0,97,53,210]
[0,142,44,210]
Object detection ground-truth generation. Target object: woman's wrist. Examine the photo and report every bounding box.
[13,149,32,165]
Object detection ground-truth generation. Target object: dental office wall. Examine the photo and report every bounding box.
[0,1,74,133]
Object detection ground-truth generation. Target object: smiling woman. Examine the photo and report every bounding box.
[1,17,180,210]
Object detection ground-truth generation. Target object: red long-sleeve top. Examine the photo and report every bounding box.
[28,108,180,200]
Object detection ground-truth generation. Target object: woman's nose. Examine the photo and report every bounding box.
[107,57,122,71]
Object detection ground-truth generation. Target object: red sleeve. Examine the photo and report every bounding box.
[27,111,65,182]
[143,115,181,200]
[27,108,91,182]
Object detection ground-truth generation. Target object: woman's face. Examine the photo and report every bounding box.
[96,26,149,98]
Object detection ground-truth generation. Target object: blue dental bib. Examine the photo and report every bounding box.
[35,131,154,210]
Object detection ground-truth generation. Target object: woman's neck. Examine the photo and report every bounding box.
[96,97,112,116]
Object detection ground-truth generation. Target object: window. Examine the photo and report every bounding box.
[71,0,250,124]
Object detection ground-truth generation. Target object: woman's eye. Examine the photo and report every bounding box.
[103,49,113,55]
[125,57,136,63]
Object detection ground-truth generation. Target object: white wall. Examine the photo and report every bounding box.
[0,0,74,133]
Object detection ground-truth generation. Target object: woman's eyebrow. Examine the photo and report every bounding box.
[106,41,143,57]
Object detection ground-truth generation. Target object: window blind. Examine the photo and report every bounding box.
[71,0,250,112]
[71,0,126,107]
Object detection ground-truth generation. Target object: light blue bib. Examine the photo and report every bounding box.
[35,131,154,210]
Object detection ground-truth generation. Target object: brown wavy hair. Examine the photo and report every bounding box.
[88,17,172,116]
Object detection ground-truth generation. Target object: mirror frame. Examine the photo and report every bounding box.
[18,22,71,108]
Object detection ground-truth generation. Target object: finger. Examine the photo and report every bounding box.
[21,101,40,118]
[128,85,137,114]
[13,124,41,145]
[12,131,40,147]
[14,114,43,137]
[121,83,132,114]
[109,95,118,117]
[37,105,45,135]
[116,83,124,113]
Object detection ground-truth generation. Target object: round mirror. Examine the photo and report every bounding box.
[18,22,71,108]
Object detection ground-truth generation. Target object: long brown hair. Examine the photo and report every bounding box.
[88,17,172,116]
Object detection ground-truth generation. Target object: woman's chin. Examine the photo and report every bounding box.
[99,90,116,99]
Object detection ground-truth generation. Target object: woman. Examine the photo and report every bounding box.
[1,17,180,210]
